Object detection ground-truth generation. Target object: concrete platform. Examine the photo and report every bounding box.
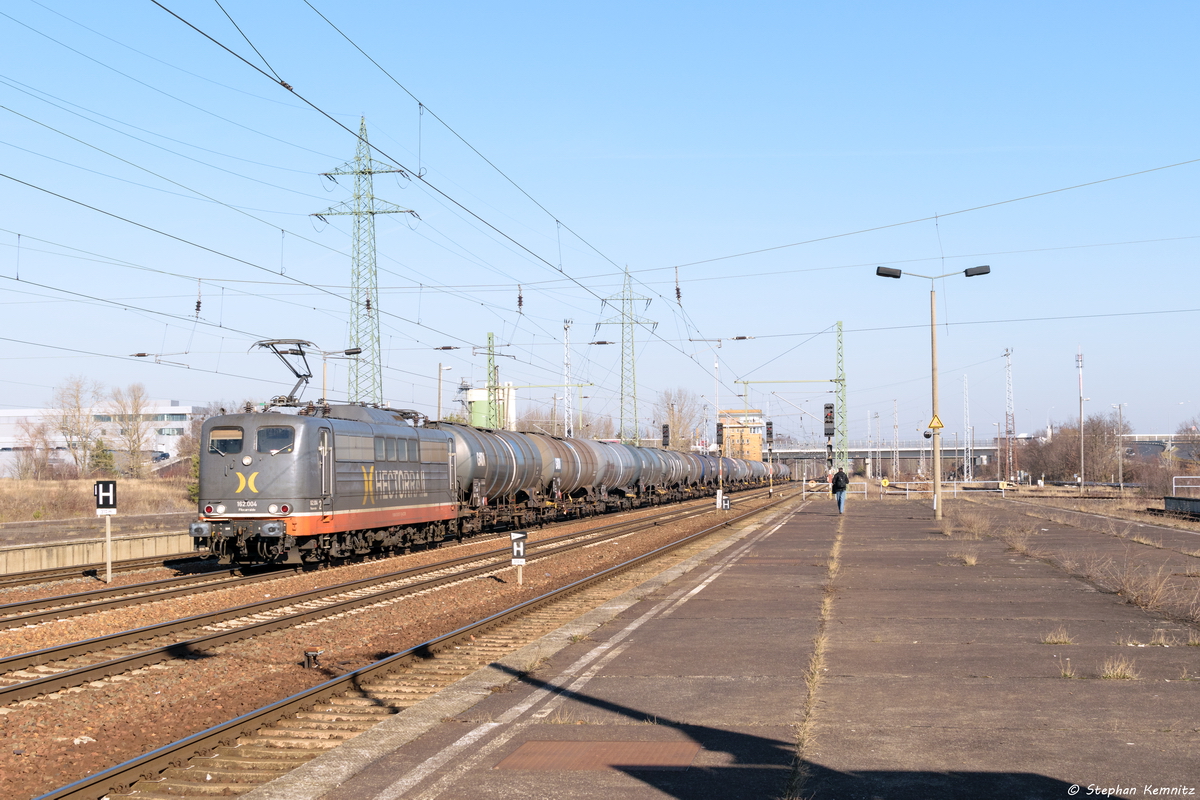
[244,498,1200,800]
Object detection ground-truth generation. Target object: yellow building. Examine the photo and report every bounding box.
[720,409,764,462]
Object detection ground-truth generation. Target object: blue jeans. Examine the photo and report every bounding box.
[834,489,846,513]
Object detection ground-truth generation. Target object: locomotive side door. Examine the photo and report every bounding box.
[318,428,333,520]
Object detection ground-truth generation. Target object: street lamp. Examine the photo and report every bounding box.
[876,264,991,520]
[1112,403,1127,492]
[437,364,454,420]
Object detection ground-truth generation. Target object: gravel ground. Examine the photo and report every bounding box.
[0,494,780,799]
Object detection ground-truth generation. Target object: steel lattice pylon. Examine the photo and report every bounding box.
[313,118,415,405]
[835,320,848,470]
[598,268,655,445]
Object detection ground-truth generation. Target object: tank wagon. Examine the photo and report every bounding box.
[190,404,788,566]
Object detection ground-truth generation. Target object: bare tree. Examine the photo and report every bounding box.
[655,388,705,451]
[109,383,153,478]
[51,376,105,478]
[11,418,53,479]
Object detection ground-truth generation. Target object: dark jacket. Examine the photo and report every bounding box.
[831,471,849,491]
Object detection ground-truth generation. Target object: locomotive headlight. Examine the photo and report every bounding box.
[242,456,253,466]
[268,504,279,514]
[216,504,227,514]
[203,505,214,515]
[280,504,291,515]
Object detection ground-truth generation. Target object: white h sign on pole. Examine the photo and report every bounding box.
[510,531,527,585]
[94,481,116,583]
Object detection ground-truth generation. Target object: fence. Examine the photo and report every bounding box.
[879,480,1008,499]
[801,480,868,500]
[1171,476,1200,497]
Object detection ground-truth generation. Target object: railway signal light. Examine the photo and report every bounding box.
[823,404,835,438]
[716,423,724,445]
[662,424,670,447]
[765,421,773,442]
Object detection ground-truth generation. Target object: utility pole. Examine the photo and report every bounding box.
[598,268,655,445]
[963,375,973,481]
[1005,348,1016,482]
[563,319,574,437]
[891,400,899,479]
[313,118,415,406]
[1078,348,1085,496]
[1112,402,1127,492]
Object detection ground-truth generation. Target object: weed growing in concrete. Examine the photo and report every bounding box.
[1109,562,1173,611]
[950,550,978,566]
[1041,626,1075,645]
[999,525,1038,556]
[952,508,992,539]
[1116,634,1142,647]
[1128,533,1163,548]
[1149,629,1176,647]
[1099,656,1139,680]
[1059,657,1076,678]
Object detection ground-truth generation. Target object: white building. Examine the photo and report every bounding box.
[0,401,198,468]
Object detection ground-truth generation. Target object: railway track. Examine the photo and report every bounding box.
[37,490,795,800]
[1,492,768,707]
[0,554,207,591]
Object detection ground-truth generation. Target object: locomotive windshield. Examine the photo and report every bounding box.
[208,427,243,455]
[257,426,295,455]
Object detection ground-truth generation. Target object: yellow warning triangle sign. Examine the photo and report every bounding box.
[928,415,944,430]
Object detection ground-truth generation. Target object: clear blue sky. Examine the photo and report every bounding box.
[1,1,1197,442]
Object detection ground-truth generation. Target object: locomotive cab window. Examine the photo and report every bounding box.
[208,427,243,455]
[374,436,387,461]
[385,438,398,461]
[257,426,295,455]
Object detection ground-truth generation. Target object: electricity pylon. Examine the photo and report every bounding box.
[313,118,416,405]
[597,268,655,445]
[835,321,848,470]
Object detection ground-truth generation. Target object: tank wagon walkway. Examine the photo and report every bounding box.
[243,499,1198,800]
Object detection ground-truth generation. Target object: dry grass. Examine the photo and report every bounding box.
[1059,656,1076,678]
[950,550,978,566]
[1128,533,1163,548]
[1188,630,1200,647]
[1041,626,1075,645]
[1099,656,1139,680]
[1108,562,1174,611]
[998,525,1039,556]
[0,478,191,523]
[1149,629,1176,647]
[950,506,988,537]
[1116,635,1143,647]
[784,530,842,800]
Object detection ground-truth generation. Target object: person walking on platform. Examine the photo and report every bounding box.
[831,467,849,514]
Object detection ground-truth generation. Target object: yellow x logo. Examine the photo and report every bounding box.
[234,472,259,494]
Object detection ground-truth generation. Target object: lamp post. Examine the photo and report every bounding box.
[876,264,991,520]
[1112,402,1127,492]
[436,364,453,420]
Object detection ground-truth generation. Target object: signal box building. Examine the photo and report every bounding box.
[720,408,765,462]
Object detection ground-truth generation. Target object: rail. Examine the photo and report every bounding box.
[34,490,795,800]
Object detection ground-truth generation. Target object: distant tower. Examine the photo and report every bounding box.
[563,319,574,438]
[314,118,415,405]
[598,268,655,445]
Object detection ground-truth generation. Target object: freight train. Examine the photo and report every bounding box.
[190,404,788,566]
